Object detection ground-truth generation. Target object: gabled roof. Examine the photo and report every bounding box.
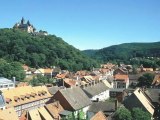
[114,74,129,82]
[38,107,53,120]
[54,87,92,111]
[152,74,160,86]
[29,109,42,120]
[124,88,154,115]
[145,89,160,103]
[2,85,51,107]
[102,80,112,88]
[0,107,19,120]
[34,68,53,74]
[0,77,14,84]
[47,86,61,95]
[45,101,64,119]
[82,82,109,98]
[88,101,116,113]
[91,111,108,120]
[64,78,77,87]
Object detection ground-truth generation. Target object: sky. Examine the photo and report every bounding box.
[0,0,160,50]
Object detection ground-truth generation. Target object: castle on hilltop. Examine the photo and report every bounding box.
[13,17,48,35]
[13,17,35,33]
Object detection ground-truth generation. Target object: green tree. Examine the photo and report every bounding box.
[0,59,25,81]
[132,108,151,120]
[29,74,56,86]
[114,107,132,120]
[138,73,155,87]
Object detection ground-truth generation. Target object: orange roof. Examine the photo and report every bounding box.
[44,68,53,74]
[45,102,64,119]
[22,65,29,71]
[114,74,129,82]
[2,86,52,108]
[56,73,66,79]
[0,107,19,120]
[16,82,29,87]
[100,68,110,73]
[152,74,160,85]
[91,111,108,120]
[64,79,76,86]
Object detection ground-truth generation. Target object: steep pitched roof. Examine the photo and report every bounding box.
[82,82,109,98]
[47,86,61,95]
[2,85,51,107]
[88,101,116,113]
[145,89,160,103]
[0,107,19,120]
[114,74,129,82]
[91,111,108,120]
[54,87,92,111]
[45,101,64,119]
[152,74,160,86]
[38,107,53,120]
[64,78,77,87]
[124,88,154,115]
[29,109,42,120]
[102,80,112,88]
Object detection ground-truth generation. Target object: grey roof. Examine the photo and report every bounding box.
[88,101,116,113]
[0,95,5,108]
[110,88,125,92]
[59,87,92,111]
[0,77,13,84]
[145,89,160,103]
[82,82,109,98]
[128,74,140,81]
[48,86,61,95]
[59,110,72,116]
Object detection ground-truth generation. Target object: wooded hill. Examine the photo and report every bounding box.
[0,28,99,71]
[83,42,160,63]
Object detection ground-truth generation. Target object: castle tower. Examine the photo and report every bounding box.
[21,17,25,24]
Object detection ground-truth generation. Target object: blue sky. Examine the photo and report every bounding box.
[0,0,160,50]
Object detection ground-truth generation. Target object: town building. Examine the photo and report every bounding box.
[52,87,92,119]
[123,88,155,117]
[2,85,51,116]
[0,77,15,90]
[113,74,129,89]
[82,82,110,101]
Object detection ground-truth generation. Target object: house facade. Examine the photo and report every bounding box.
[2,85,51,117]
[53,87,92,119]
[0,77,15,90]
[82,82,110,101]
[114,74,129,89]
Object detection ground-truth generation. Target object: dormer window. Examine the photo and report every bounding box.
[31,92,36,98]
[6,98,12,104]
[20,95,25,100]
[41,91,47,95]
[26,94,30,99]
[38,91,42,96]
[14,96,20,102]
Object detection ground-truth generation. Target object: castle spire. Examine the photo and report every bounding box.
[21,17,25,24]
[27,20,31,26]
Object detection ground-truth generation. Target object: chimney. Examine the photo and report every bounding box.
[13,77,16,87]
[115,99,118,111]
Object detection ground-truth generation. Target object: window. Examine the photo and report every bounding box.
[9,84,13,87]
[4,85,8,88]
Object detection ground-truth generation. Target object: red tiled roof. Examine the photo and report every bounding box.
[114,74,129,82]
[91,111,108,120]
